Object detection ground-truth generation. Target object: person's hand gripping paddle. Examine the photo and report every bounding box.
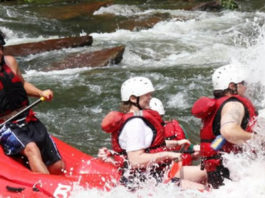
[0,97,45,128]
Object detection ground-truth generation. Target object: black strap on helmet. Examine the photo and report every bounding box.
[131,97,142,110]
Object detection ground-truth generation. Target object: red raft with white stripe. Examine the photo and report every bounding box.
[0,136,121,198]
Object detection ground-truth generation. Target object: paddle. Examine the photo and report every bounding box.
[0,97,45,128]
[211,135,226,151]
[164,160,182,184]
[164,144,194,184]
[178,145,195,154]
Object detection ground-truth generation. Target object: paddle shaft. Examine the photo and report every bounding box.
[178,145,195,154]
[0,97,45,128]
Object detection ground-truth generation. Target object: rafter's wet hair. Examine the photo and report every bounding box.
[213,88,236,99]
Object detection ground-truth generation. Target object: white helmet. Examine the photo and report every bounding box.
[212,64,247,90]
[150,97,165,115]
[121,77,155,101]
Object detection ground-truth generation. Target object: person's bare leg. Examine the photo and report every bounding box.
[175,165,207,184]
[167,163,207,190]
[180,179,206,191]
[23,142,49,174]
[48,160,65,175]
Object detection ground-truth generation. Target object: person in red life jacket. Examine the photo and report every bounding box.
[149,97,201,165]
[149,97,206,184]
[0,32,64,174]
[100,76,206,190]
[192,64,257,188]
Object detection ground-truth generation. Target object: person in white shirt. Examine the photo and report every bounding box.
[100,76,207,190]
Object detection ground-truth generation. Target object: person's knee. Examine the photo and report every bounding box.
[180,166,207,183]
[23,142,40,157]
[56,160,65,170]
[180,179,205,191]
[48,160,65,175]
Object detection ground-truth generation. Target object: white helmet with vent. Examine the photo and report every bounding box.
[212,64,247,90]
[121,77,155,101]
[150,97,165,115]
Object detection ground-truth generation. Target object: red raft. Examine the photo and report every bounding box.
[0,137,121,198]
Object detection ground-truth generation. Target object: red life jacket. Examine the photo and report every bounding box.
[0,63,29,117]
[164,120,192,166]
[164,120,186,141]
[192,95,257,172]
[101,109,166,154]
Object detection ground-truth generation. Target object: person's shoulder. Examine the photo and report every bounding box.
[122,117,146,132]
[4,55,19,73]
[4,55,16,64]
[126,117,145,125]
[222,100,244,112]
[4,55,18,68]
[225,99,244,107]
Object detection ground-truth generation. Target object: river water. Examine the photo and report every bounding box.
[0,0,265,197]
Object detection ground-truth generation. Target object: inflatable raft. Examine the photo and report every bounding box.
[0,136,121,198]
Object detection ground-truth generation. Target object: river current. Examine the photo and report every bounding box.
[0,0,265,197]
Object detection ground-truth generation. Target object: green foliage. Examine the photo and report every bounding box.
[221,0,238,10]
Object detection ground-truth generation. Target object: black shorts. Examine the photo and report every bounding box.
[0,119,61,166]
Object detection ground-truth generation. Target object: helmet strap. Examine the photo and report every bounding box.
[234,85,238,94]
[131,97,142,110]
[136,97,142,110]
[228,88,238,95]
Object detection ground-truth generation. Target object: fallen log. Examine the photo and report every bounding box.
[4,35,93,57]
[47,45,125,71]
[118,13,170,31]
[190,0,222,11]
[39,1,112,20]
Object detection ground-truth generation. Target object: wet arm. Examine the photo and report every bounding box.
[127,149,181,169]
[5,56,53,100]
[220,101,252,145]
[165,139,191,150]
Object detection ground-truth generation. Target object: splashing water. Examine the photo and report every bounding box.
[2,3,265,197]
[69,12,265,198]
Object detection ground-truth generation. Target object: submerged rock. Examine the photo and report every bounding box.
[4,35,93,56]
[47,45,125,71]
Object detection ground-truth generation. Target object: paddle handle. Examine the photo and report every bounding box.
[178,145,195,154]
[0,97,45,128]
[211,135,226,151]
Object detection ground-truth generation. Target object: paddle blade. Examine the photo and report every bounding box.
[164,161,182,184]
